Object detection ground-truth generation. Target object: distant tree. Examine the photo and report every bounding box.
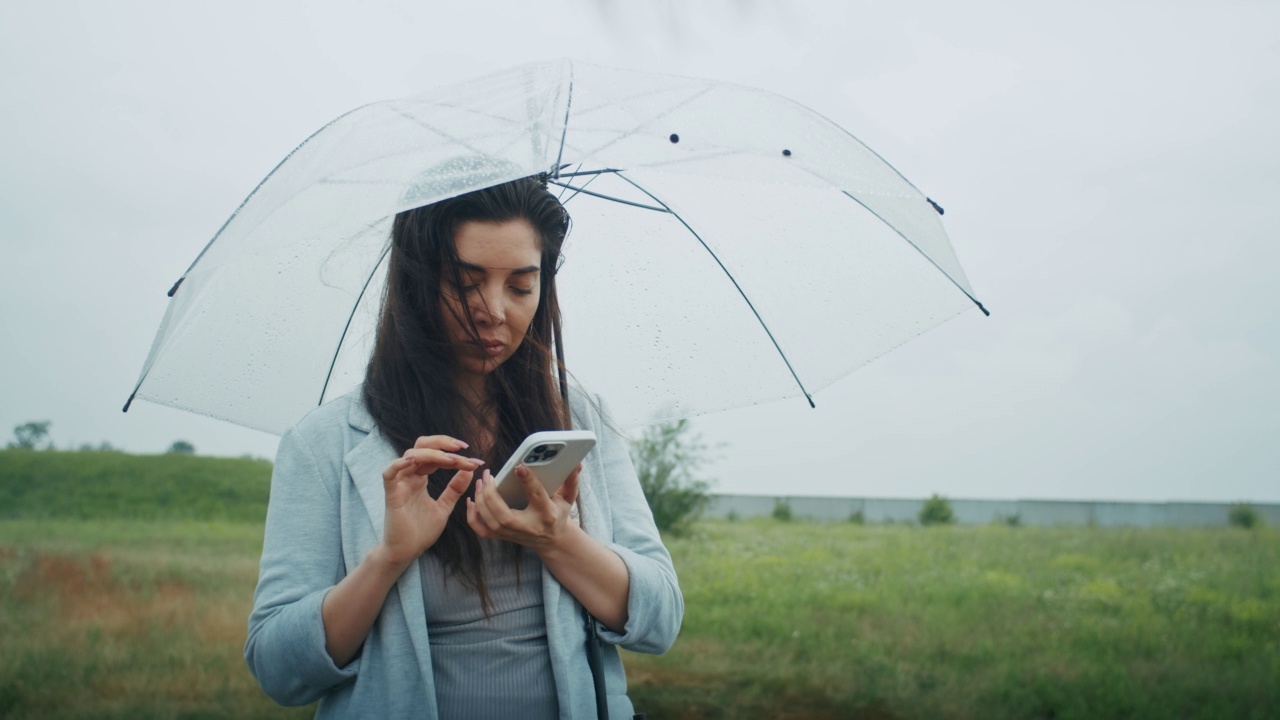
[919,493,956,526]
[167,440,196,455]
[771,500,794,522]
[11,421,52,450]
[629,418,713,535]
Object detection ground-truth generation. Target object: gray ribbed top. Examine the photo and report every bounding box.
[419,541,558,720]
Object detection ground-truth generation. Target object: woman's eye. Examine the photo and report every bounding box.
[510,286,534,296]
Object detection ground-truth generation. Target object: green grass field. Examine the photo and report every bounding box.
[628,522,1280,719]
[1,450,1277,718]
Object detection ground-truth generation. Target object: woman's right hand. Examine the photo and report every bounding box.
[376,436,483,568]
[321,437,482,667]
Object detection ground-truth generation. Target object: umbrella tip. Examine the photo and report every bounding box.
[122,393,135,413]
[167,277,184,297]
[805,393,815,409]
[926,197,945,215]
[976,300,990,317]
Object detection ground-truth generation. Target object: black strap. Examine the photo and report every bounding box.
[584,610,609,719]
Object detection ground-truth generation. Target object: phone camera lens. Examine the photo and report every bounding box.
[522,444,563,465]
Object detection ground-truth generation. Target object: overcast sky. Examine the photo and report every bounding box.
[2,0,1277,502]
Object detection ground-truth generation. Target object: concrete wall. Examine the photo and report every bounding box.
[704,494,1280,528]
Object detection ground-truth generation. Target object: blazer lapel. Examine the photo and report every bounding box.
[343,398,393,539]
[339,395,440,716]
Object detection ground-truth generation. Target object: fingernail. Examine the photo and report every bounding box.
[455,440,469,449]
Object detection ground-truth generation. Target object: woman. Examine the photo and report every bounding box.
[245,177,683,719]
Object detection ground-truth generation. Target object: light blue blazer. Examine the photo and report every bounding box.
[245,389,683,719]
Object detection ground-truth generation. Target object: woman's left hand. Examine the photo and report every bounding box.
[466,464,580,550]
[469,462,632,632]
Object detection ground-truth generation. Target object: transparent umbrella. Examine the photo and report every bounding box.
[125,59,987,433]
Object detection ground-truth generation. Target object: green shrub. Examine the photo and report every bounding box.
[847,508,865,524]
[1228,503,1262,529]
[772,500,793,522]
[919,493,955,526]
[629,419,713,535]
[996,513,1021,527]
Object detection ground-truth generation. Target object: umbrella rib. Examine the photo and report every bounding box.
[555,164,583,202]
[545,180,669,213]
[613,172,817,408]
[839,190,990,316]
[556,171,605,206]
[318,240,393,407]
[558,176,592,205]
[553,68,574,174]
[553,168,622,178]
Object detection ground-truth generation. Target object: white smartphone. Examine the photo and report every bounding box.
[493,430,597,508]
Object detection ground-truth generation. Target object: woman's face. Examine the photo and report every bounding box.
[440,218,543,380]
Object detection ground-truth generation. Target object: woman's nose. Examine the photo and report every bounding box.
[472,291,505,325]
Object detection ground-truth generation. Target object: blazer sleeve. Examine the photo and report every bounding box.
[244,425,359,706]
[588,394,685,655]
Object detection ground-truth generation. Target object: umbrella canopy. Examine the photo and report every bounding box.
[126,59,985,433]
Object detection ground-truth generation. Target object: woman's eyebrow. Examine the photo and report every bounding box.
[456,260,540,275]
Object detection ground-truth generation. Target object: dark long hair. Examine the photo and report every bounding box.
[362,176,571,605]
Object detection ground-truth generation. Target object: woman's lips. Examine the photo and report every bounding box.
[481,340,505,357]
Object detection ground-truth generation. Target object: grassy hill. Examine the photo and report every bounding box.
[0,449,271,522]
